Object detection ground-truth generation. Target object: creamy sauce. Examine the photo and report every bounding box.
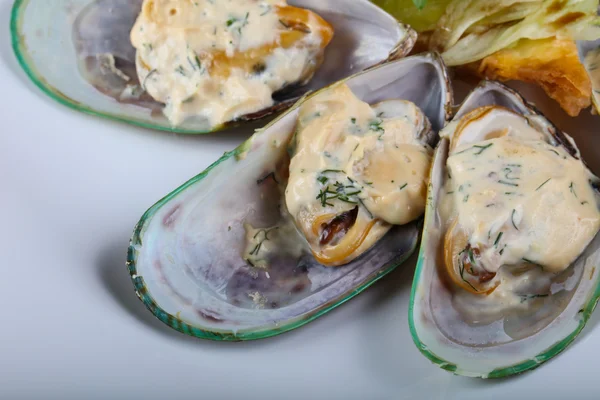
[285,83,433,266]
[130,0,332,127]
[439,106,600,319]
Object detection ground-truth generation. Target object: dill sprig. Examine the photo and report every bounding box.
[536,178,551,191]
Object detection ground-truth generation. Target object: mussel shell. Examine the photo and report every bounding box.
[127,53,452,340]
[11,0,416,134]
[410,80,600,378]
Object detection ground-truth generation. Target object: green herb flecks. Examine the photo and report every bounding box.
[399,183,408,191]
[182,95,195,103]
[316,176,362,207]
[316,188,337,207]
[256,172,279,185]
[494,232,503,248]
[334,182,362,204]
[522,258,544,270]
[511,209,519,230]
[519,294,549,303]
[503,166,519,180]
[570,181,578,198]
[249,227,279,256]
[175,65,187,76]
[227,12,250,35]
[142,69,157,91]
[549,148,560,156]
[358,198,374,219]
[369,119,385,139]
[536,178,551,191]
[259,4,272,16]
[316,169,345,185]
[456,143,493,156]
[473,143,493,155]
[498,180,519,187]
[458,256,478,292]
[467,248,476,265]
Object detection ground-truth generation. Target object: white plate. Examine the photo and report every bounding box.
[2,0,600,397]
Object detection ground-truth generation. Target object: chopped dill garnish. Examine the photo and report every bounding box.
[494,232,503,247]
[369,119,385,139]
[316,177,362,207]
[473,143,493,155]
[503,166,519,180]
[358,198,374,219]
[142,69,157,91]
[227,12,250,35]
[468,248,475,264]
[570,181,578,198]
[511,209,519,230]
[259,4,272,16]
[256,172,279,185]
[498,180,518,187]
[249,227,279,256]
[458,257,478,292]
[536,178,551,191]
[175,65,187,76]
[455,143,493,156]
[519,294,548,303]
[399,183,408,190]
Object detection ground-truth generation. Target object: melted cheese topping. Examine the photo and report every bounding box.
[440,106,600,318]
[131,0,332,127]
[285,83,433,266]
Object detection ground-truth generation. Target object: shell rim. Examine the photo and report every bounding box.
[408,80,600,379]
[10,0,416,135]
[125,52,451,341]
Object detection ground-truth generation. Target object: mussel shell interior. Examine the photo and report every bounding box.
[128,54,452,340]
